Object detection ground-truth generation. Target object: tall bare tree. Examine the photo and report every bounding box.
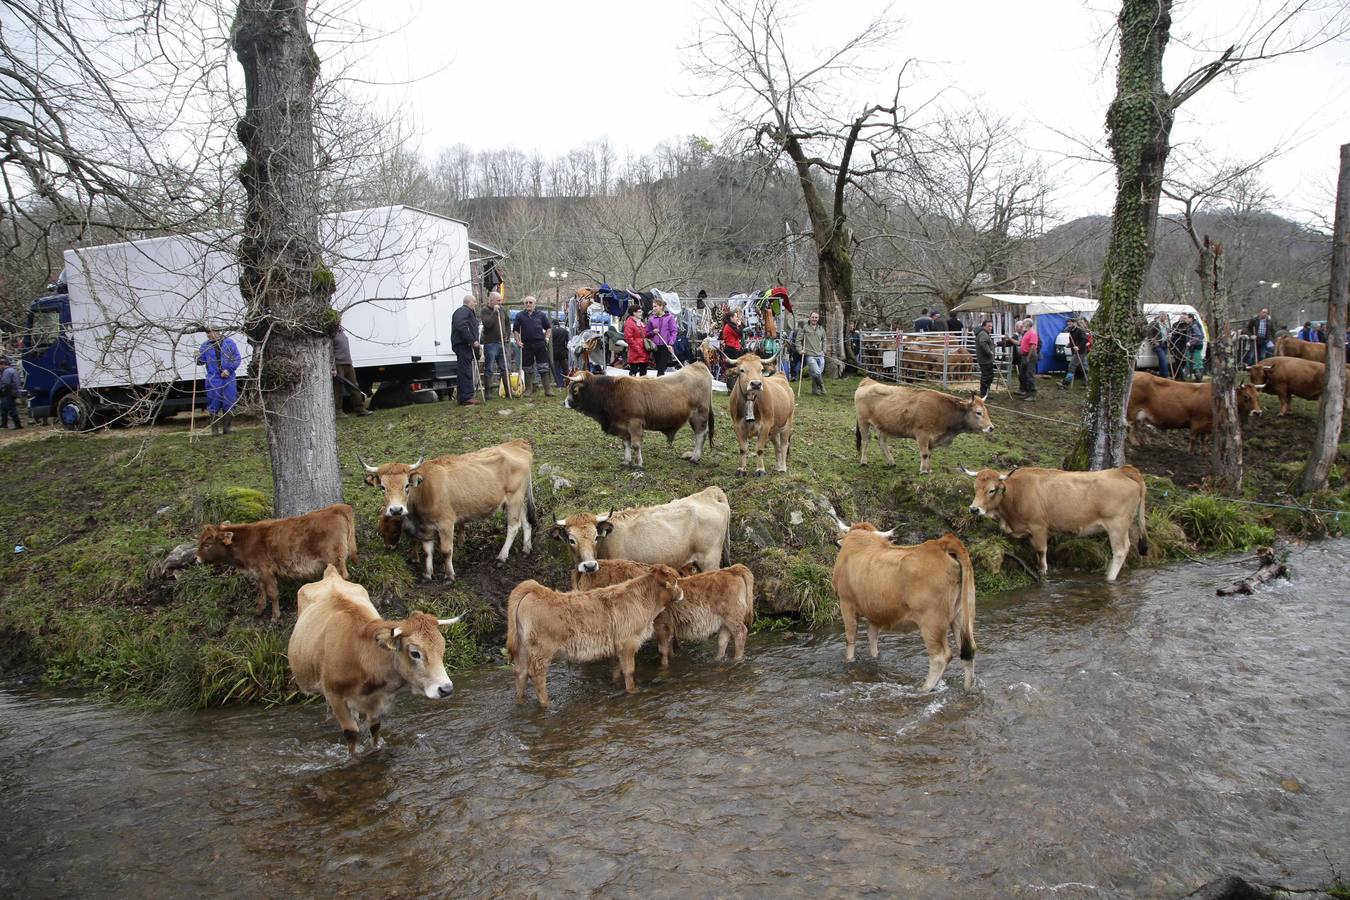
[687,0,915,370]
[1066,0,1350,471]
[1299,143,1349,494]
[233,0,340,516]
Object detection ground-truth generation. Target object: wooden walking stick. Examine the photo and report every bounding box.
[188,359,199,443]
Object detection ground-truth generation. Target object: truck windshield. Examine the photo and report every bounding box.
[28,307,62,348]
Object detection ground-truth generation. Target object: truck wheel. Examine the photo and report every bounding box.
[57,393,93,431]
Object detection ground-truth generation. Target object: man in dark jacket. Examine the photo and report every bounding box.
[1245,307,1276,362]
[551,317,571,387]
[479,291,510,398]
[913,309,933,332]
[331,322,370,415]
[512,294,553,397]
[450,294,482,406]
[0,356,22,429]
[946,311,962,333]
[1060,317,1090,388]
[974,320,996,399]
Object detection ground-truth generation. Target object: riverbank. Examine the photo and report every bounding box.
[1,374,1347,707]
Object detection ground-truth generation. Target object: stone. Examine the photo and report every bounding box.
[156,542,199,580]
[789,510,804,526]
[550,475,573,492]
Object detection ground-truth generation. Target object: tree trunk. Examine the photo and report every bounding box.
[1202,237,1243,494]
[233,0,342,517]
[1298,142,1350,493]
[1065,0,1175,471]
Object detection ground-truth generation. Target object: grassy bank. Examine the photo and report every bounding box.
[1,374,1347,707]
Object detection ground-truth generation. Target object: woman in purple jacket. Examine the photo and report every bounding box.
[646,297,680,376]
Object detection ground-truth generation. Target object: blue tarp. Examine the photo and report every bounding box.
[1035,313,1067,373]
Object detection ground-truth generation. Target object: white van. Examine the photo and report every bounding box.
[1053,302,1208,370]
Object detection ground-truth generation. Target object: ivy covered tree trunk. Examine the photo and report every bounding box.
[1065,0,1175,470]
[233,0,341,516]
[1298,143,1350,493]
[1202,238,1243,494]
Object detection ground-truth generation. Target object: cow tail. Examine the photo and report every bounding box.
[722,521,732,569]
[525,473,537,527]
[707,404,715,450]
[942,534,976,663]
[346,506,358,563]
[741,566,756,628]
[1135,477,1149,557]
[855,423,862,454]
[505,586,525,664]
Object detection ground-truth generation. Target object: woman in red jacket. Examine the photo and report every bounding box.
[721,310,745,358]
[624,307,650,376]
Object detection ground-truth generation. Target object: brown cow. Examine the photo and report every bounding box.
[1276,334,1328,363]
[563,361,714,468]
[360,439,535,581]
[1249,356,1349,416]
[831,523,976,692]
[288,565,461,753]
[1126,371,1263,451]
[726,352,795,476]
[506,566,684,707]
[576,559,756,666]
[854,379,994,473]
[551,486,731,586]
[196,502,357,622]
[963,465,1147,581]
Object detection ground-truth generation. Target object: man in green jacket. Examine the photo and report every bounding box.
[800,310,827,394]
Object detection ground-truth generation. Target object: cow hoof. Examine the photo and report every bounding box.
[754,470,766,478]
[495,558,506,568]
[736,469,747,477]
[859,462,868,468]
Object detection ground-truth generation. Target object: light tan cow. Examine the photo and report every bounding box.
[576,559,756,666]
[551,485,731,586]
[1276,334,1328,363]
[506,566,684,707]
[359,439,536,581]
[831,523,977,692]
[726,352,795,476]
[854,379,994,474]
[288,565,462,753]
[963,465,1148,582]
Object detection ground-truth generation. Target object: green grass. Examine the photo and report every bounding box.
[0,374,1342,707]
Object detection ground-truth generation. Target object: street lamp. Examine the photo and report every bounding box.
[548,268,568,307]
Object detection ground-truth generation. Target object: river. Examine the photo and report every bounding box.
[2,542,1347,898]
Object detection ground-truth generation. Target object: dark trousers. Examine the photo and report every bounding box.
[522,340,549,379]
[333,363,364,413]
[653,345,674,376]
[453,344,476,402]
[553,353,569,386]
[0,395,20,428]
[978,361,994,398]
[1019,352,1038,395]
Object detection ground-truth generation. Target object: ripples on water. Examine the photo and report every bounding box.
[2,543,1347,898]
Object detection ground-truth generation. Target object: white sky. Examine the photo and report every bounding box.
[350,0,1350,222]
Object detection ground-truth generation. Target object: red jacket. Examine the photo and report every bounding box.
[624,316,650,364]
[721,321,743,352]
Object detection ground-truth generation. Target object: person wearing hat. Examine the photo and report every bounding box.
[0,356,22,429]
[196,327,241,434]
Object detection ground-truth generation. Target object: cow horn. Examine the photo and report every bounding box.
[761,352,778,365]
[596,508,614,524]
[877,528,896,539]
[392,627,403,639]
[999,465,1021,482]
[436,615,463,627]
[567,373,586,383]
[358,454,379,474]
[959,465,979,477]
[406,456,424,470]
[833,516,850,534]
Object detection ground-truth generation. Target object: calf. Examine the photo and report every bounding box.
[1249,356,1349,416]
[726,352,795,476]
[1126,371,1262,451]
[507,566,683,707]
[854,379,994,474]
[196,502,357,622]
[831,523,977,692]
[563,361,714,469]
[551,486,731,587]
[963,464,1148,582]
[576,560,756,667]
[288,565,461,753]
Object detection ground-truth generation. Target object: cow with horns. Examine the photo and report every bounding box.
[725,351,795,476]
[359,440,536,581]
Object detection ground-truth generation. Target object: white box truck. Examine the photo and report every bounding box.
[21,206,484,428]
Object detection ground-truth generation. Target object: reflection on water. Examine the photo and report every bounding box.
[2,543,1348,898]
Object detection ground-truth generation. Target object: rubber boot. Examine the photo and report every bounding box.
[222,412,233,434]
[521,375,533,397]
[483,375,496,401]
[543,374,554,398]
[210,415,220,436]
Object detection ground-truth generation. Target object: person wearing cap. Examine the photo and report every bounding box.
[196,327,241,434]
[0,356,22,429]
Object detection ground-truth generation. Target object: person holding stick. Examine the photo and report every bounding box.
[196,327,241,434]
[799,310,827,395]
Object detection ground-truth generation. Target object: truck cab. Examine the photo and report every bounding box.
[20,289,80,425]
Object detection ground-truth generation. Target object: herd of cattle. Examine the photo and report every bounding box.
[189,349,1331,751]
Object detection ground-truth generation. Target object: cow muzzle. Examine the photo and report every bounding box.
[578,560,599,574]
[982,424,995,433]
[385,504,405,517]
[423,678,454,700]
[969,505,985,515]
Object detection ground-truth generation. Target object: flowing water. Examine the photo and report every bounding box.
[2,543,1348,898]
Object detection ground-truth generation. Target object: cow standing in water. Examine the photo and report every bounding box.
[563,362,714,469]
[831,523,977,692]
[854,379,994,474]
[963,465,1149,582]
[726,352,795,476]
[288,565,462,753]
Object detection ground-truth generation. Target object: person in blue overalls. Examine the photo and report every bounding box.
[197,327,241,435]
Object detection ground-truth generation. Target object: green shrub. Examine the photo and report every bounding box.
[198,627,297,707]
[786,554,838,627]
[1172,495,1274,553]
[197,486,271,524]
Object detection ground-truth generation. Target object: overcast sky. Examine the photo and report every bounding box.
[351,0,1350,223]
